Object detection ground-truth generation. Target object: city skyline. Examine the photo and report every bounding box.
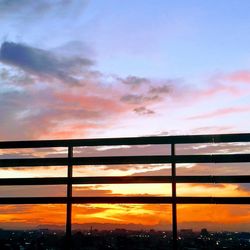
[0,0,250,232]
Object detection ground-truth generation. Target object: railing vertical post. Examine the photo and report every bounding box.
[66,146,73,249]
[171,143,177,250]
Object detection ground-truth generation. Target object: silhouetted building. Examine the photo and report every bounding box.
[180,229,195,238]
[200,228,209,237]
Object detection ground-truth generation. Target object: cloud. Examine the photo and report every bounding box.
[118,76,149,87]
[54,40,95,59]
[73,185,113,197]
[118,79,176,117]
[217,70,250,84]
[0,41,185,139]
[133,106,155,115]
[0,184,249,231]
[149,84,172,94]
[190,125,234,135]
[200,70,250,99]
[120,94,159,105]
[119,80,174,105]
[0,42,93,85]
[134,162,250,185]
[0,0,88,18]
[0,185,66,197]
[187,106,250,120]
[0,81,129,140]
[4,41,250,142]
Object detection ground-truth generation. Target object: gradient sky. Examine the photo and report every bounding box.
[0,0,250,231]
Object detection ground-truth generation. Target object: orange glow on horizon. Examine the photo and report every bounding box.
[0,181,249,231]
[0,153,249,231]
[0,203,249,231]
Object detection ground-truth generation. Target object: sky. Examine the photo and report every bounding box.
[0,0,250,231]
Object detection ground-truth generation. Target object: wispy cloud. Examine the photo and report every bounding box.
[187,106,250,120]
[216,70,250,84]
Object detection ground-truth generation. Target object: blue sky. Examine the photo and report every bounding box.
[88,0,250,77]
[3,0,250,78]
[0,0,250,139]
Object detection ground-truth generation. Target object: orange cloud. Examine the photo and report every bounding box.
[0,181,249,231]
[0,204,66,229]
[178,204,250,231]
[0,202,249,231]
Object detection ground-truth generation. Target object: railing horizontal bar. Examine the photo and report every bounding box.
[175,154,250,163]
[176,175,250,183]
[0,175,249,186]
[72,176,171,184]
[72,175,250,184]
[1,133,250,148]
[0,196,249,204]
[1,154,250,167]
[175,175,250,183]
[0,157,67,167]
[73,197,170,204]
[176,197,250,204]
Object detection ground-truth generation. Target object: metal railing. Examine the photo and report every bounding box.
[0,133,250,249]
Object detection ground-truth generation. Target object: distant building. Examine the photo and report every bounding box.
[114,228,127,235]
[200,228,209,236]
[180,229,194,238]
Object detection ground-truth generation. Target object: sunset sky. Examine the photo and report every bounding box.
[0,0,250,231]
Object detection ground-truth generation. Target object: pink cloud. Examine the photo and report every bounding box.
[223,70,250,83]
[200,83,240,97]
[196,70,250,100]
[187,106,250,120]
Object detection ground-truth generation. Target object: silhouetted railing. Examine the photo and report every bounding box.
[0,133,250,250]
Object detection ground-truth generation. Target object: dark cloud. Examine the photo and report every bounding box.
[120,94,159,105]
[149,84,171,94]
[119,76,149,87]
[0,0,87,17]
[120,81,175,109]
[0,0,34,12]
[0,42,93,85]
[134,106,155,115]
